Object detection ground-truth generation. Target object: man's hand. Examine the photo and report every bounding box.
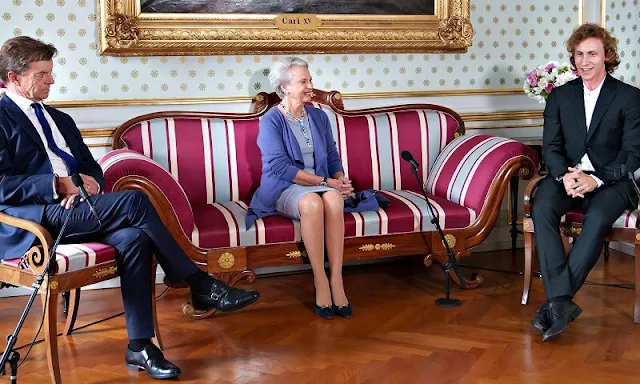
[564,167,597,198]
[60,194,79,209]
[80,174,100,196]
[58,174,100,196]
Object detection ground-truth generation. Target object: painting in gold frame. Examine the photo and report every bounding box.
[98,0,473,56]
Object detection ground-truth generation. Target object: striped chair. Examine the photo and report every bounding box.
[520,175,640,323]
[101,89,539,319]
[0,213,162,384]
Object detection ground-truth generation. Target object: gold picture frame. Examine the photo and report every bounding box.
[97,0,473,56]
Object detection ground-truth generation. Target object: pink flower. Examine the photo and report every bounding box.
[527,72,538,86]
[0,79,4,88]
[544,83,555,94]
[544,62,557,72]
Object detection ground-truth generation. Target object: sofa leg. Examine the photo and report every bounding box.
[214,270,257,286]
[521,232,535,305]
[182,270,257,320]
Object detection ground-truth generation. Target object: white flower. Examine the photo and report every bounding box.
[523,61,577,103]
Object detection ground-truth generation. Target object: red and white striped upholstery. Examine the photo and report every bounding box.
[315,104,459,193]
[564,209,638,229]
[113,117,263,204]
[426,134,538,213]
[189,191,476,249]
[103,108,535,249]
[1,243,116,274]
[99,149,195,238]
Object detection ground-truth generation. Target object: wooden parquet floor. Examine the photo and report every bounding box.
[2,249,640,384]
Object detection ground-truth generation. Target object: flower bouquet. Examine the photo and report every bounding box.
[523,61,578,103]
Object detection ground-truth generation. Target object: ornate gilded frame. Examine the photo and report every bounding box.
[98,0,473,55]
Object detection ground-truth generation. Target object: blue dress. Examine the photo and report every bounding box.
[275,115,332,220]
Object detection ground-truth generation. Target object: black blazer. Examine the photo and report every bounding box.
[0,95,105,260]
[542,75,640,184]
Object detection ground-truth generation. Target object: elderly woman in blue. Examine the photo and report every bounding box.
[246,57,354,319]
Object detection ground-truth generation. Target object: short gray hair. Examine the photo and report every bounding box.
[0,36,57,83]
[268,57,309,98]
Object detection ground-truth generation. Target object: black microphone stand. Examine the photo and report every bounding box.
[0,199,79,384]
[408,164,464,307]
[627,171,640,200]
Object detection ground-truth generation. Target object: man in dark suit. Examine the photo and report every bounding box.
[0,36,260,380]
[531,24,640,342]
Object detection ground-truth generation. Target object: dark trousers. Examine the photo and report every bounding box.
[531,177,634,299]
[43,191,198,339]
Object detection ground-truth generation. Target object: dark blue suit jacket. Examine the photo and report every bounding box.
[0,95,104,260]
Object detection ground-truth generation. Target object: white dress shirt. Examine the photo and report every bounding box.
[578,78,606,187]
[5,90,72,177]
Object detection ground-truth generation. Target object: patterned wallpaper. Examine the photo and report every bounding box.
[1,0,632,102]
[605,0,640,85]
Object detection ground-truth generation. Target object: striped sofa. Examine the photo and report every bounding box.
[100,90,538,317]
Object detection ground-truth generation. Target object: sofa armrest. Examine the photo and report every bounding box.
[523,175,548,217]
[99,149,195,240]
[426,134,539,214]
[0,212,53,275]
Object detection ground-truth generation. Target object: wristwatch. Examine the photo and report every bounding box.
[319,177,328,187]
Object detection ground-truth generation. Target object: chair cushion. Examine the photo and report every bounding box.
[190,191,477,248]
[1,243,116,274]
[564,208,638,229]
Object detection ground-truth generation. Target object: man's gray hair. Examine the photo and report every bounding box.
[268,57,309,98]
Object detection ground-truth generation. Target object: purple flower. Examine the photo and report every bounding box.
[527,72,538,86]
[544,62,557,72]
[0,79,4,88]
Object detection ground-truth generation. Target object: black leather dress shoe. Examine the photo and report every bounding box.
[125,344,181,380]
[542,300,582,342]
[531,302,550,333]
[191,280,260,312]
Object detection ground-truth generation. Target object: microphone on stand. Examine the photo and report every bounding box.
[401,151,420,171]
[401,150,464,307]
[614,164,640,211]
[71,173,102,226]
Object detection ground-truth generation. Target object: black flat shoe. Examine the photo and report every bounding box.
[333,304,352,319]
[191,280,260,312]
[125,344,181,380]
[315,304,334,319]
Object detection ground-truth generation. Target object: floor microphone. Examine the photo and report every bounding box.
[71,173,102,225]
[400,149,465,306]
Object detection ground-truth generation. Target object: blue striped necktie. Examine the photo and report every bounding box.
[31,103,79,175]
